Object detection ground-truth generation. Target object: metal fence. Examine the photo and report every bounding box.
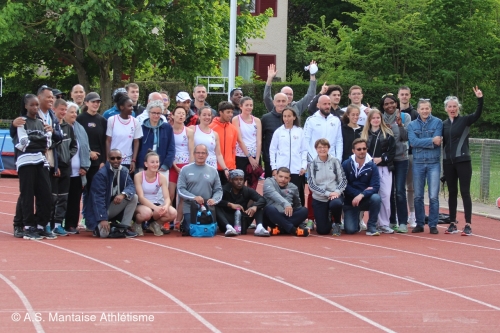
[467,138,500,204]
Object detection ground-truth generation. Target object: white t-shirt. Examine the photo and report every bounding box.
[106,115,143,165]
[341,104,368,126]
[235,115,257,157]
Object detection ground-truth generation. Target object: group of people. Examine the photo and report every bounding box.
[11,61,484,239]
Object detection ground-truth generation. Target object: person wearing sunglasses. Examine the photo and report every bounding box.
[85,149,139,238]
[341,138,381,236]
[407,99,443,234]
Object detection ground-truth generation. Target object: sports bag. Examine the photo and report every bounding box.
[186,204,217,237]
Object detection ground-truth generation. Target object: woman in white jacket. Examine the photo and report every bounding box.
[269,107,308,205]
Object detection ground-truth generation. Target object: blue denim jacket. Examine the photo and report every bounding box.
[407,114,443,164]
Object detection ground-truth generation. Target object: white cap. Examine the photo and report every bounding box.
[176,91,191,102]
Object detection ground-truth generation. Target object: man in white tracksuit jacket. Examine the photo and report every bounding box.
[303,95,343,162]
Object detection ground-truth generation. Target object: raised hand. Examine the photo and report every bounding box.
[267,64,277,79]
[473,86,483,98]
[320,82,328,95]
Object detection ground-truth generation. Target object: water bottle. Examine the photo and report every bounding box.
[234,208,242,234]
[200,204,206,212]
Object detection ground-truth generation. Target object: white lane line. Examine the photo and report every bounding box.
[313,235,500,274]
[229,237,500,312]
[400,234,500,251]
[0,192,20,195]
[0,231,220,333]
[0,273,45,333]
[0,212,14,216]
[470,234,500,243]
[0,200,17,204]
[133,238,396,333]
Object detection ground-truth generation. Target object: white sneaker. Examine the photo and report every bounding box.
[254,224,270,237]
[132,222,144,236]
[408,212,416,228]
[340,220,345,230]
[148,221,163,236]
[379,225,394,234]
[359,220,367,231]
[225,225,238,237]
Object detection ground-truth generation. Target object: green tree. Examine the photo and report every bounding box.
[0,0,270,109]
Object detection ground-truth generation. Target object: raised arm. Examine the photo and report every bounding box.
[263,64,277,112]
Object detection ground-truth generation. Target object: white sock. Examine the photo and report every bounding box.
[37,225,44,230]
[255,224,264,231]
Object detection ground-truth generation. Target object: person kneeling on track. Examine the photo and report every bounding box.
[262,167,309,237]
[86,149,139,238]
[215,169,269,237]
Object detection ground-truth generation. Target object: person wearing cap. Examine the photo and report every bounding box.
[215,169,269,237]
[102,88,136,120]
[176,91,198,126]
[191,85,217,118]
[76,92,108,223]
[70,84,86,110]
[125,83,146,116]
[52,89,65,100]
[229,88,243,116]
[264,60,318,116]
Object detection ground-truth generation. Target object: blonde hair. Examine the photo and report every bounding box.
[361,109,393,140]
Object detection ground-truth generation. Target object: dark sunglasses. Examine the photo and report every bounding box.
[109,156,122,161]
[355,147,367,151]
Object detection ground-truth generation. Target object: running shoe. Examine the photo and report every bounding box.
[296,226,309,237]
[366,229,380,236]
[390,223,398,231]
[254,224,270,237]
[430,226,439,234]
[66,227,80,235]
[378,225,394,234]
[14,226,24,238]
[267,226,281,236]
[407,212,417,228]
[396,224,408,233]
[445,222,458,234]
[23,227,43,240]
[124,229,138,238]
[359,220,367,231]
[331,223,341,236]
[461,224,472,236]
[38,228,57,240]
[132,222,144,236]
[411,225,424,233]
[247,222,256,229]
[52,225,68,236]
[225,225,238,237]
[161,222,171,234]
[148,221,163,236]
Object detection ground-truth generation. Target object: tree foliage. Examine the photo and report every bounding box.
[290,0,500,137]
[0,0,270,109]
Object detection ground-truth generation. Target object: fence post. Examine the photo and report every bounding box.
[480,140,491,202]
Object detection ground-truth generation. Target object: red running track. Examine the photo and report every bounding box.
[1,176,500,332]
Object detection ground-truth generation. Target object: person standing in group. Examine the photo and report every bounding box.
[232,96,262,189]
[133,152,177,236]
[76,92,107,226]
[136,100,175,179]
[191,106,229,176]
[13,94,54,240]
[106,92,143,173]
[70,84,86,111]
[103,88,136,120]
[407,99,443,234]
[125,83,146,116]
[48,99,77,237]
[341,86,371,126]
[307,139,346,236]
[443,87,483,236]
[209,101,252,185]
[341,105,364,162]
[191,85,217,118]
[308,83,344,120]
[398,86,419,227]
[264,61,318,116]
[63,102,90,234]
[262,93,288,178]
[361,109,396,234]
[169,106,194,230]
[380,93,411,233]
[269,107,308,206]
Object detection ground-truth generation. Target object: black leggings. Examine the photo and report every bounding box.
[290,174,305,207]
[443,161,472,223]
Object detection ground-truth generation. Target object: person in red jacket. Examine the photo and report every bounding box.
[209,101,252,185]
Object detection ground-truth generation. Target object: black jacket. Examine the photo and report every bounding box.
[55,121,78,168]
[217,183,266,212]
[341,124,363,162]
[442,97,483,164]
[366,129,396,169]
[261,109,282,162]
